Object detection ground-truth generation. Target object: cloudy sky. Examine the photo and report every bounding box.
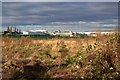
[1,0,119,2]
[2,2,118,31]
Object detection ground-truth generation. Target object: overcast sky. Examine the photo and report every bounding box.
[1,2,118,32]
[2,2,118,26]
[1,0,120,2]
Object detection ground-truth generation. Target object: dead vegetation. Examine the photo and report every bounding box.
[1,33,120,79]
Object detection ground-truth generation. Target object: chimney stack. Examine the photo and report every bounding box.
[7,26,10,32]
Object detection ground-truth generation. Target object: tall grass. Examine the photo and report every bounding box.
[2,33,120,79]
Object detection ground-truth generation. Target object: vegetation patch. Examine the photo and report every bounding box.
[2,33,120,79]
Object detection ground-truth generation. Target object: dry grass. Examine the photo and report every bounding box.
[2,33,120,79]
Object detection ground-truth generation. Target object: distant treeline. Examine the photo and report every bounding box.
[2,34,88,39]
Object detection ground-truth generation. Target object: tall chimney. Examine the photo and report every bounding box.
[7,26,10,32]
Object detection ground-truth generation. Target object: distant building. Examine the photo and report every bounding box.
[3,26,21,35]
[53,31,73,37]
[84,31,116,37]
[22,31,29,35]
[89,33,97,37]
[22,30,50,35]
[73,32,88,37]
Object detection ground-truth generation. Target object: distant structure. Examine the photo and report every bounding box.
[53,31,73,37]
[22,30,50,35]
[83,31,115,37]
[3,26,22,35]
[3,26,115,37]
[49,30,87,37]
[22,30,87,37]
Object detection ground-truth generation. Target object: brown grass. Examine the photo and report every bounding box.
[2,34,120,79]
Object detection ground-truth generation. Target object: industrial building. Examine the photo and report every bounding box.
[3,27,115,37]
[53,31,73,37]
[22,30,50,35]
[3,26,21,35]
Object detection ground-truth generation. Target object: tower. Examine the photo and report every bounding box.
[7,26,10,32]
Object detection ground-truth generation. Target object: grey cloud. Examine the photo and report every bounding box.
[2,2,118,26]
[2,0,119,2]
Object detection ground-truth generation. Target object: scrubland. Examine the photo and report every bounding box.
[1,33,120,79]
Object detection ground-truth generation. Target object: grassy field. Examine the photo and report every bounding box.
[1,33,120,79]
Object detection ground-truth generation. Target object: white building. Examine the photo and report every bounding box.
[22,30,49,35]
[84,31,115,37]
[54,31,73,37]
[22,31,29,35]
